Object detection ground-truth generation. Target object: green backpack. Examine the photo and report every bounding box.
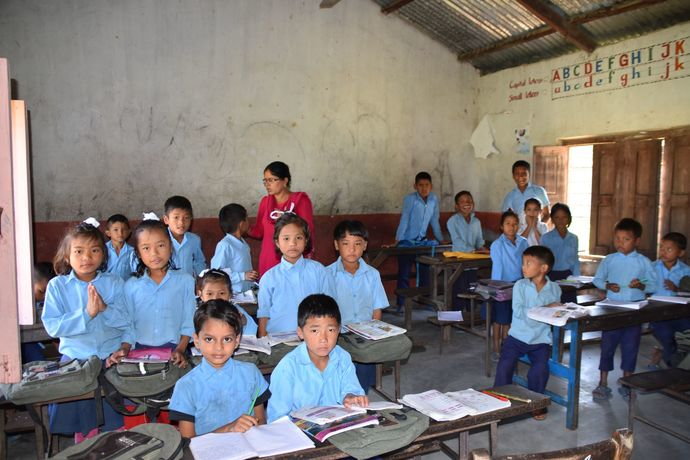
[329,409,429,459]
[338,333,413,363]
[52,423,188,460]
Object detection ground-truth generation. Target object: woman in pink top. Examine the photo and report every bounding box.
[248,161,315,276]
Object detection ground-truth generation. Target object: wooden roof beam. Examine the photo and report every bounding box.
[382,0,416,15]
[516,0,597,52]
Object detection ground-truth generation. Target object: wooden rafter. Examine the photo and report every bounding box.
[516,0,596,52]
[382,0,417,15]
[458,0,667,61]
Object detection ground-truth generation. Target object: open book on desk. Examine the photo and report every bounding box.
[290,402,403,425]
[345,320,406,340]
[595,298,648,310]
[399,388,510,421]
[649,295,690,304]
[190,416,314,460]
[527,302,590,327]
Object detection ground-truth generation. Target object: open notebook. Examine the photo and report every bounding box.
[400,389,510,421]
[190,416,314,460]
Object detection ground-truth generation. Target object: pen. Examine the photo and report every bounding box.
[485,391,532,403]
[482,390,509,402]
[247,387,260,416]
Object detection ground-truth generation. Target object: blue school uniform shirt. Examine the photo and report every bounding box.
[541,229,580,275]
[593,251,657,301]
[267,343,364,422]
[124,269,196,346]
[210,234,254,293]
[395,192,444,242]
[446,213,484,252]
[258,256,335,334]
[509,278,562,345]
[327,257,389,325]
[490,234,529,282]
[501,183,550,216]
[42,271,130,359]
[652,259,690,296]
[169,358,269,435]
[169,229,207,277]
[105,241,137,281]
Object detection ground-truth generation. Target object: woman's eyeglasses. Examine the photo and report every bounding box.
[262,178,281,185]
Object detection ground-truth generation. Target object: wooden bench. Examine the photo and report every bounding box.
[393,286,433,331]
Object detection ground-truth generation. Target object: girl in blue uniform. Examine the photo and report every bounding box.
[541,203,580,302]
[197,269,258,336]
[42,222,130,442]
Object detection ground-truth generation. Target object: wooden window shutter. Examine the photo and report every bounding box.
[661,133,690,258]
[532,146,569,208]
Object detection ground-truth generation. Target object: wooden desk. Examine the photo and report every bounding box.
[265,385,549,460]
[415,256,491,313]
[366,245,452,270]
[512,299,690,430]
[19,323,51,343]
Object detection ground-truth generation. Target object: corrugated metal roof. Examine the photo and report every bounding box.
[372,0,690,74]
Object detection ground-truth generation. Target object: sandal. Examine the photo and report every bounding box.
[618,385,631,401]
[592,385,612,401]
[532,408,547,421]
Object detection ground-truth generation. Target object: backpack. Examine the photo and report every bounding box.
[101,361,191,419]
[0,356,102,405]
[52,423,189,460]
[328,409,429,459]
[338,333,413,363]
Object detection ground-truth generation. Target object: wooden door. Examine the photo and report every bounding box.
[590,139,661,258]
[661,133,690,261]
[532,146,569,209]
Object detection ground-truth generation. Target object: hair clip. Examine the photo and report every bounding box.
[142,212,160,221]
[82,217,100,228]
[269,202,296,221]
[198,268,232,279]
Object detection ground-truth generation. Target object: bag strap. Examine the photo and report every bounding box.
[98,372,146,416]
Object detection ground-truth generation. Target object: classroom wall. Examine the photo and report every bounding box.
[0,0,480,221]
[476,21,690,211]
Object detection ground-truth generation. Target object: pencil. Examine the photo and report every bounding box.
[486,391,532,403]
[247,387,260,416]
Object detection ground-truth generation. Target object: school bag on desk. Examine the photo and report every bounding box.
[328,409,429,459]
[52,423,190,460]
[338,333,413,363]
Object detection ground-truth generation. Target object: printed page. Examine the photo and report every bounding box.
[190,432,257,460]
[267,332,301,346]
[245,416,315,457]
[346,320,406,340]
[445,389,511,414]
[239,335,272,355]
[290,405,366,424]
[400,389,475,421]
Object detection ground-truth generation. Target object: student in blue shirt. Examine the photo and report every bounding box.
[42,222,130,441]
[104,214,137,281]
[164,195,207,277]
[169,300,269,437]
[267,294,367,422]
[210,203,259,293]
[197,269,258,336]
[258,214,335,337]
[541,203,580,303]
[328,220,389,392]
[592,218,657,401]
[109,218,196,369]
[650,232,690,366]
[446,191,488,308]
[494,246,562,420]
[394,171,446,309]
[501,160,550,222]
[489,210,529,361]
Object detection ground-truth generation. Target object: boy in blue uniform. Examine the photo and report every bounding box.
[650,232,690,366]
[267,294,368,422]
[494,246,561,420]
[164,195,207,277]
[394,171,445,310]
[502,160,550,222]
[170,300,269,437]
[210,203,258,293]
[104,214,137,280]
[592,218,657,400]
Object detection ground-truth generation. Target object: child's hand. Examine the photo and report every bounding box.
[546,302,562,308]
[219,415,258,433]
[170,350,188,368]
[474,247,490,254]
[606,282,620,293]
[629,279,645,290]
[245,270,259,281]
[86,284,106,317]
[106,346,130,368]
[343,394,369,408]
[664,279,678,292]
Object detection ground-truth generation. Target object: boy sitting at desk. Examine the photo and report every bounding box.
[592,218,657,401]
[494,245,562,420]
[267,294,368,422]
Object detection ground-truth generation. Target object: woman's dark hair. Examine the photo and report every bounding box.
[273,213,312,255]
[264,161,291,188]
[550,203,572,227]
[131,219,175,277]
[333,220,368,241]
[53,223,108,275]
[499,210,519,227]
[197,269,232,293]
[194,299,244,336]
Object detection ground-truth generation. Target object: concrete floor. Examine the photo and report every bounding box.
[5,308,689,459]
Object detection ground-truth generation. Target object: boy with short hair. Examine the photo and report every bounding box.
[494,245,561,420]
[210,203,258,293]
[104,214,137,280]
[502,160,550,222]
[163,195,207,277]
[267,294,368,422]
[394,171,445,309]
[650,232,690,366]
[592,218,657,400]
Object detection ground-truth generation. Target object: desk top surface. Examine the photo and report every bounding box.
[416,255,492,267]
